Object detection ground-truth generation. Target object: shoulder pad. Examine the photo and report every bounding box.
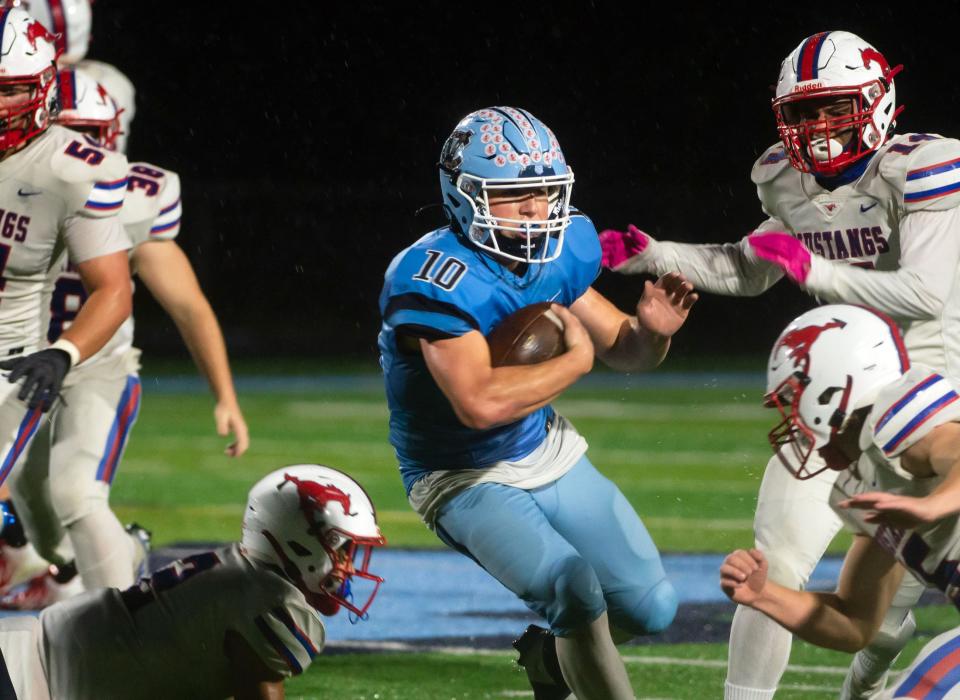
[383,230,491,336]
[868,366,960,458]
[49,129,128,184]
[878,133,960,212]
[248,599,325,677]
[45,127,128,219]
[562,212,601,290]
[751,142,791,185]
[122,162,182,241]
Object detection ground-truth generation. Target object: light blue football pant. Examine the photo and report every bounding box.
[434,455,677,637]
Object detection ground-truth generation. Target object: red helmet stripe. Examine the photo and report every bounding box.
[48,0,67,56]
[59,68,76,110]
[798,32,829,82]
[854,304,910,372]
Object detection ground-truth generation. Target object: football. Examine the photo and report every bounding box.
[486,302,567,367]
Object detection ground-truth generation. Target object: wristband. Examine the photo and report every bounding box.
[49,339,81,368]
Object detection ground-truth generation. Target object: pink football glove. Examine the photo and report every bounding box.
[747,231,811,284]
[599,224,650,269]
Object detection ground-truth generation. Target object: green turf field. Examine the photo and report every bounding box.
[116,374,853,553]
[112,373,939,699]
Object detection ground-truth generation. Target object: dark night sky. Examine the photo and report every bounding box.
[85,3,960,366]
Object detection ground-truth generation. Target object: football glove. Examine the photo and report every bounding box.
[0,348,71,412]
[747,231,812,284]
[598,224,651,270]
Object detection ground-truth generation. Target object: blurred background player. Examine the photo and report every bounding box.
[0,68,249,610]
[0,5,132,513]
[0,0,137,598]
[2,0,135,152]
[599,30,960,699]
[0,463,386,700]
[379,106,698,700]
[721,304,960,700]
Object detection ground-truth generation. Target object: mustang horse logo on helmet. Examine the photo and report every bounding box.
[776,320,847,372]
[25,20,53,52]
[282,473,357,519]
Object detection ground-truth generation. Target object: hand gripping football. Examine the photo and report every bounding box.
[486,302,567,367]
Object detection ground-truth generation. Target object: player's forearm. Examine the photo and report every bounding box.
[804,259,943,320]
[450,350,590,430]
[60,281,132,362]
[167,298,239,405]
[599,316,669,372]
[619,239,781,297]
[749,582,876,653]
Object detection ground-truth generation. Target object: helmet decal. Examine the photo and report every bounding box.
[24,18,51,52]
[282,472,357,519]
[774,319,846,374]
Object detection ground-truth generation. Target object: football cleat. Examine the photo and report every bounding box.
[125,522,152,581]
[513,624,571,700]
[0,564,83,610]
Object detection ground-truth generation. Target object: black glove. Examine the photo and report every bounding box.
[0,348,71,412]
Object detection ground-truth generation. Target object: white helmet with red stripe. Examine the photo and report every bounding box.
[0,0,90,63]
[773,31,903,176]
[765,304,908,480]
[0,6,59,153]
[241,464,386,618]
[56,67,121,150]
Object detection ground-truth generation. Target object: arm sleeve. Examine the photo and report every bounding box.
[803,208,960,320]
[618,217,785,296]
[239,604,326,678]
[63,215,132,264]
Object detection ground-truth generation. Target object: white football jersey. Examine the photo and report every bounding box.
[0,125,130,355]
[831,366,960,604]
[43,160,181,375]
[753,133,960,373]
[40,543,326,700]
[76,60,135,154]
[629,133,960,374]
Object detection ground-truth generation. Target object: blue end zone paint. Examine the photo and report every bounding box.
[320,550,845,642]
[149,546,843,643]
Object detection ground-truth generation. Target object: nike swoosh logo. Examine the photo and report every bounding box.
[548,291,562,302]
[17,189,41,197]
[860,202,877,212]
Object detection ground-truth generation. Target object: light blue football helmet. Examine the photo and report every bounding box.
[438,107,574,264]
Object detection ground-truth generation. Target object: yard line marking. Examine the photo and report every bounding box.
[325,641,849,677]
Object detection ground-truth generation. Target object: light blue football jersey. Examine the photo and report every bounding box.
[379,213,601,493]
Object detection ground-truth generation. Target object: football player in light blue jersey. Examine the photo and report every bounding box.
[379,107,698,700]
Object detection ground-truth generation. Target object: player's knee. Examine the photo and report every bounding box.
[609,577,677,636]
[50,479,104,526]
[760,549,807,590]
[542,556,605,634]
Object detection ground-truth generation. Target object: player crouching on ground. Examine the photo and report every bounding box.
[0,464,386,700]
[379,107,698,700]
[721,304,960,699]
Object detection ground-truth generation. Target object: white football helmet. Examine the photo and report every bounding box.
[56,67,121,149]
[766,304,909,479]
[241,464,386,618]
[1,0,90,64]
[0,7,59,153]
[773,31,903,176]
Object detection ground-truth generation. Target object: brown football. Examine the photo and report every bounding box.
[487,302,567,367]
